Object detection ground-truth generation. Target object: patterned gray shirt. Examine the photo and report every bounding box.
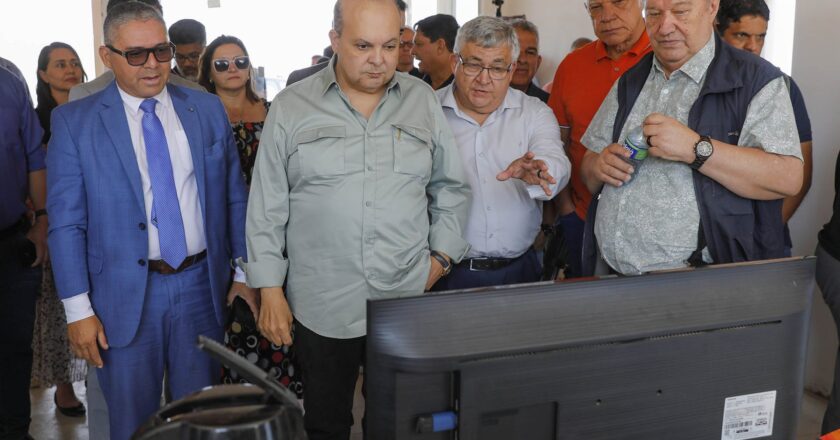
[581,36,801,275]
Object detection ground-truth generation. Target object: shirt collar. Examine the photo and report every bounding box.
[652,34,715,84]
[117,83,172,116]
[595,31,651,62]
[319,55,402,98]
[440,83,522,123]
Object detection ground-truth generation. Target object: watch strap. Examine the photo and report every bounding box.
[430,250,452,276]
[690,135,712,170]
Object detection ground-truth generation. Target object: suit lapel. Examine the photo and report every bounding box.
[169,84,208,223]
[99,83,145,214]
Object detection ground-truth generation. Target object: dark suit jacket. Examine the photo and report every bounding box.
[286,61,328,87]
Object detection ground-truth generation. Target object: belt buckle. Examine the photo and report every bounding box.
[469,257,487,271]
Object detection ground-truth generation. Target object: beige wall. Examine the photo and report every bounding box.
[479,0,595,85]
[791,0,840,396]
[92,0,107,76]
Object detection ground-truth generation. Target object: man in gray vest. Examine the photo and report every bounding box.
[580,0,802,275]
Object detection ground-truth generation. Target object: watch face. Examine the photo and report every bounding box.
[697,140,713,157]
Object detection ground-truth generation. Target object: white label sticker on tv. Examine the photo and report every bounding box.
[721,390,776,440]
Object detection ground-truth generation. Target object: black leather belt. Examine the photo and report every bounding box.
[458,256,516,271]
[148,250,207,274]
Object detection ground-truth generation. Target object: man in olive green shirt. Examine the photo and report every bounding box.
[244,0,470,437]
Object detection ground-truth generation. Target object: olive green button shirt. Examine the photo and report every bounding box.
[244,60,472,338]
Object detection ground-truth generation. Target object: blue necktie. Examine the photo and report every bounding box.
[140,98,188,269]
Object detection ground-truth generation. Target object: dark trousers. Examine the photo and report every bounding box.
[0,229,41,440]
[433,248,541,291]
[555,212,585,279]
[818,244,840,434]
[295,321,365,440]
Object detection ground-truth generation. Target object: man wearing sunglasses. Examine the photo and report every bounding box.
[69,0,204,100]
[245,0,470,437]
[47,3,250,439]
[432,16,570,290]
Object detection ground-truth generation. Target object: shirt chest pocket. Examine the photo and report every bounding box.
[392,124,432,178]
[295,125,347,177]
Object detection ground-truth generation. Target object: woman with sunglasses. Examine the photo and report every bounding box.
[31,42,89,418]
[197,35,303,399]
[198,35,267,185]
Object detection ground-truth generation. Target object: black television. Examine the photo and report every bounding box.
[366,258,815,439]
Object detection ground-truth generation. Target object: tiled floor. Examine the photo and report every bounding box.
[29,379,829,439]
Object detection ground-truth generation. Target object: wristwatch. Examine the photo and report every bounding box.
[690,135,714,170]
[430,250,452,276]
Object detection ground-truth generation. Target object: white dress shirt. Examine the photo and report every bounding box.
[437,86,571,259]
[62,85,243,323]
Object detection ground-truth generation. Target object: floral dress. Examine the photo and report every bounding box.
[231,100,270,185]
[31,106,87,388]
[222,100,304,399]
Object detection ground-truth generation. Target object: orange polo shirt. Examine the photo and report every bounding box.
[548,32,652,221]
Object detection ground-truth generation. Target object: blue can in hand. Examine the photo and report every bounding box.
[622,127,648,182]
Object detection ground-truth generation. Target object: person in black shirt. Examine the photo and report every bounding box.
[507,18,549,103]
[413,14,458,90]
[817,151,840,435]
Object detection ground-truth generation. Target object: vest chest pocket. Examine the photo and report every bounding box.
[295,125,347,177]
[392,124,432,178]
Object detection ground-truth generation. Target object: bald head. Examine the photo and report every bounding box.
[333,0,401,36]
[329,0,402,95]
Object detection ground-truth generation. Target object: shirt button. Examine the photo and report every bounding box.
[368,272,376,279]
[489,233,494,238]
[365,201,372,207]
[486,206,492,211]
[614,67,619,72]
[479,152,485,158]
[367,166,374,172]
[138,259,146,266]
[139,222,146,230]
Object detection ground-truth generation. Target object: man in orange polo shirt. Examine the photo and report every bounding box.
[545,0,650,278]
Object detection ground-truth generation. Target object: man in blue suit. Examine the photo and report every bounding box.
[46,3,251,438]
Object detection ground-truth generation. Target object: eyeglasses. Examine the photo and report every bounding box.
[106,42,175,67]
[399,41,415,49]
[457,56,513,80]
[213,56,250,72]
[585,0,632,18]
[175,51,202,63]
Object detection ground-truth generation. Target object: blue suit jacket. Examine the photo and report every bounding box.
[47,82,248,347]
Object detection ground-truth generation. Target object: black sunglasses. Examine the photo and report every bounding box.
[213,56,250,73]
[107,42,176,67]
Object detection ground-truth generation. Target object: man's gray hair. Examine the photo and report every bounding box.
[454,16,520,61]
[507,18,539,47]
[333,1,344,35]
[104,1,165,45]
